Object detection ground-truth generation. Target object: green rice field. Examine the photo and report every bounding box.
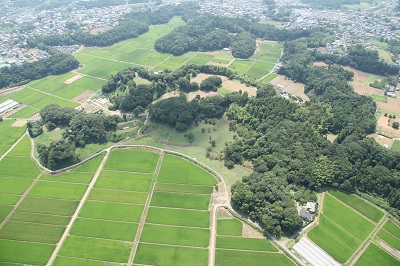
[215,249,294,266]
[377,219,400,250]
[308,194,376,263]
[354,243,398,266]
[103,149,160,172]
[217,219,243,236]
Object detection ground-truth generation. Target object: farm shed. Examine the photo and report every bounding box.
[300,209,312,222]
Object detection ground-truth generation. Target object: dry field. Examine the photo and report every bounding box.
[270,75,309,101]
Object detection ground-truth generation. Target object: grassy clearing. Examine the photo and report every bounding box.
[0,156,40,179]
[28,181,87,200]
[262,73,278,83]
[9,211,70,226]
[70,218,138,241]
[187,54,213,65]
[104,149,159,173]
[59,236,132,263]
[0,194,20,205]
[8,106,38,118]
[134,243,208,266]
[216,236,277,252]
[95,171,152,192]
[218,87,232,96]
[88,189,148,205]
[354,243,398,266]
[71,155,104,173]
[370,94,387,103]
[79,201,144,222]
[323,194,375,240]
[392,140,400,151]
[329,190,383,223]
[0,239,54,265]
[383,220,400,238]
[158,154,217,186]
[155,183,213,194]
[141,223,209,247]
[217,219,243,236]
[150,191,210,210]
[308,226,354,263]
[215,249,294,266]
[0,206,13,223]
[146,207,209,228]
[377,229,400,250]
[17,197,79,216]
[40,172,94,184]
[0,221,64,244]
[0,177,33,194]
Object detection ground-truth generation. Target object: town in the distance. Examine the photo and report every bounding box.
[0,1,399,266]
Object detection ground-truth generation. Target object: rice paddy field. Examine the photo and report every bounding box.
[215,216,294,266]
[0,120,26,157]
[306,191,399,265]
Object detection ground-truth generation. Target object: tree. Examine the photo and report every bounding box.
[393,121,400,129]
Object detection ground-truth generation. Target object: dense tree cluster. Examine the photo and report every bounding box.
[200,76,222,91]
[231,33,257,59]
[149,94,227,131]
[38,104,119,170]
[0,48,79,89]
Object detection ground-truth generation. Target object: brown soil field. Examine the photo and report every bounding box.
[188,91,220,100]
[270,75,310,101]
[326,134,338,143]
[71,90,95,104]
[152,91,179,104]
[377,115,400,139]
[369,133,395,148]
[343,66,384,96]
[11,120,27,127]
[64,74,84,85]
[242,223,264,239]
[313,61,329,67]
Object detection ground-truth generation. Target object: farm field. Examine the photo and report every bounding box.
[354,243,398,266]
[377,219,400,250]
[214,216,293,266]
[0,120,26,157]
[308,193,378,263]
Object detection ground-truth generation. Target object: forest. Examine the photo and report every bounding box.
[37,104,119,170]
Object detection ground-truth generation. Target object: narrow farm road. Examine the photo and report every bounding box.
[128,152,164,265]
[0,132,27,161]
[46,148,111,266]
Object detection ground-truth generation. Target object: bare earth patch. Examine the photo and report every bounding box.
[152,91,179,104]
[343,66,384,96]
[270,75,309,101]
[71,90,96,104]
[221,80,257,96]
[188,91,220,101]
[242,222,264,239]
[326,134,338,143]
[313,61,329,67]
[11,120,27,127]
[377,115,400,139]
[64,74,84,85]
[369,133,394,148]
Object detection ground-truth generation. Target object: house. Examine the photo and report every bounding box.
[223,48,230,52]
[300,209,312,222]
[306,202,316,213]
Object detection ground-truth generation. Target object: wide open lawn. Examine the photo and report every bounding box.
[140,224,209,248]
[104,149,159,173]
[134,243,208,266]
[158,154,217,186]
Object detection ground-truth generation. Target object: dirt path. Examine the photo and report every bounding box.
[0,132,27,161]
[46,149,110,266]
[128,152,164,265]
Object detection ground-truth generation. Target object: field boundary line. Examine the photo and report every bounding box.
[75,216,139,224]
[66,234,133,243]
[148,205,209,212]
[152,190,211,196]
[38,179,90,185]
[327,192,377,225]
[128,152,164,265]
[0,171,42,230]
[348,214,388,265]
[57,255,126,265]
[90,187,149,194]
[380,227,400,240]
[83,199,145,206]
[102,169,153,174]
[156,182,212,187]
[3,220,65,227]
[215,247,280,253]
[139,241,207,249]
[0,132,27,162]
[145,222,208,230]
[321,214,364,242]
[46,149,110,266]
[0,238,54,246]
